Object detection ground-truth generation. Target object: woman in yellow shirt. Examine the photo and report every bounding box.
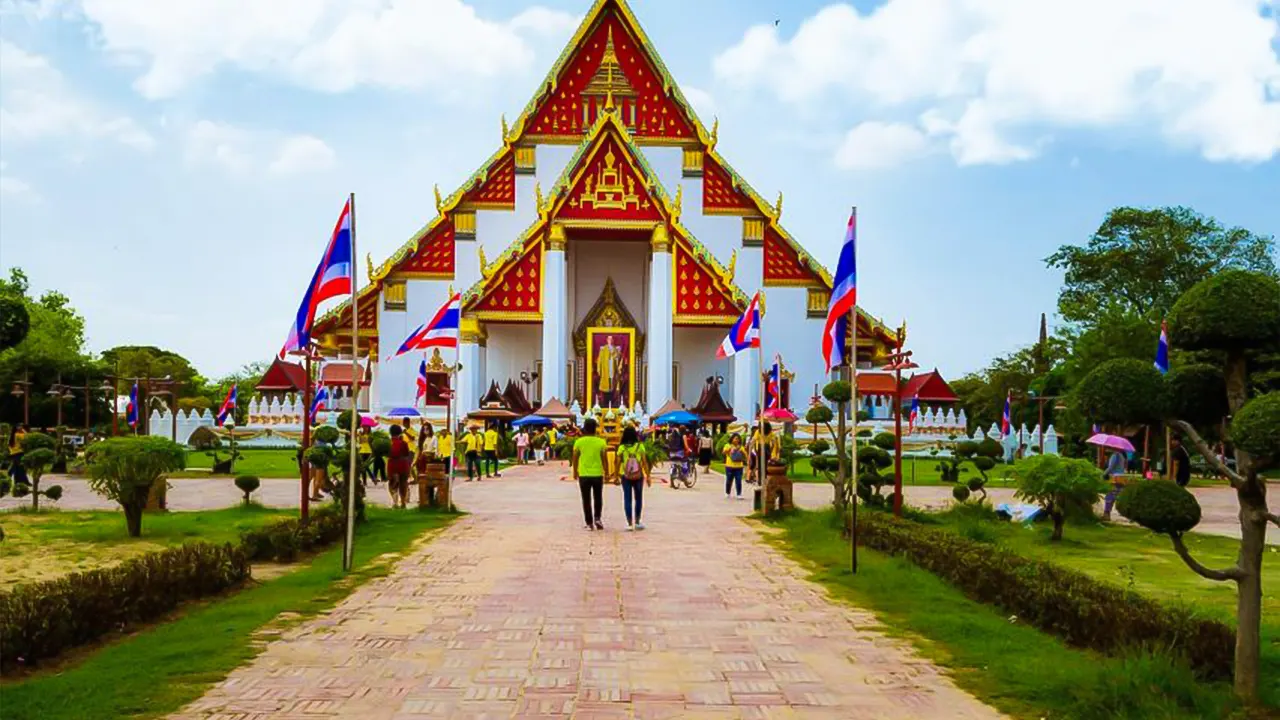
[436,428,453,474]
[7,424,28,486]
[723,432,747,499]
[749,422,780,484]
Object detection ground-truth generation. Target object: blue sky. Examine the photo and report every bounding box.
[1,0,1277,381]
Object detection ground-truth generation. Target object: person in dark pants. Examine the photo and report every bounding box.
[1171,436,1193,488]
[463,427,484,481]
[573,418,607,530]
[616,426,651,530]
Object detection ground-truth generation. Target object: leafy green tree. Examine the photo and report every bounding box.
[1112,270,1280,702]
[822,381,853,512]
[234,475,261,505]
[0,292,29,351]
[12,432,62,510]
[1012,454,1108,541]
[1046,206,1276,325]
[85,436,187,537]
[1073,358,1166,427]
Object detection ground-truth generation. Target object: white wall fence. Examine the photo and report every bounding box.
[146,397,342,448]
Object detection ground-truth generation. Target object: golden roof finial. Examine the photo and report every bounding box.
[366,253,375,281]
[710,117,719,149]
[672,184,683,219]
[774,191,783,219]
[478,246,491,279]
[727,249,737,280]
[434,184,443,215]
[448,284,455,297]
[605,88,615,111]
[535,181,544,211]
[501,114,509,141]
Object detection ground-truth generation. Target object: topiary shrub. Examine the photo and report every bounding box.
[872,432,896,451]
[952,485,971,502]
[821,380,851,405]
[234,475,261,505]
[1165,364,1228,429]
[1074,358,1166,426]
[1116,481,1202,536]
[17,432,60,511]
[313,425,340,445]
[1229,392,1280,464]
[85,437,187,537]
[1012,454,1109,541]
[808,439,830,456]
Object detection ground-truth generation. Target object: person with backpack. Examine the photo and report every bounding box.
[723,432,746,499]
[386,425,413,509]
[615,426,651,531]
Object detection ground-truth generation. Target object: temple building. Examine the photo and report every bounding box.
[310,0,899,421]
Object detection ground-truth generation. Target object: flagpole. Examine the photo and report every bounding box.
[448,345,458,512]
[756,293,767,510]
[343,192,358,573]
[301,346,313,522]
[848,205,859,575]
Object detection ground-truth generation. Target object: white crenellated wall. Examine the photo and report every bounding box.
[672,326,733,409]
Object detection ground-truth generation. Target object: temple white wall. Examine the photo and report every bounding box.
[672,326,732,409]
[568,241,651,329]
[485,324,542,397]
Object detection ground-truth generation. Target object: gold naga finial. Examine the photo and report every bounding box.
[672,184,683,219]
[710,117,719,149]
[774,191,784,219]
[535,181,544,212]
[477,246,490,278]
[727,249,737,280]
[434,184,443,215]
[366,253,375,281]
[501,113,509,141]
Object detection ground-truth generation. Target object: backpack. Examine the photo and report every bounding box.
[729,446,746,464]
[620,446,644,480]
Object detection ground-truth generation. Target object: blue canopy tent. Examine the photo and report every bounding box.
[386,407,422,418]
[653,410,699,426]
[512,414,553,427]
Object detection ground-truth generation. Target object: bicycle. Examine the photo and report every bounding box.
[669,455,698,489]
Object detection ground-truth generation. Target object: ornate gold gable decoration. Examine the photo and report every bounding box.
[573,277,646,357]
[582,27,637,103]
[571,147,649,212]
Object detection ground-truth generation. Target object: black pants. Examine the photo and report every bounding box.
[578,476,603,525]
[484,450,499,476]
[466,452,482,479]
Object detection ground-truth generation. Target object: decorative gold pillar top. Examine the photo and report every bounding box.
[548,222,567,252]
[650,223,671,253]
[459,316,487,345]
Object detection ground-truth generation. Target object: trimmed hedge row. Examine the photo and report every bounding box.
[239,504,346,562]
[0,542,249,673]
[856,511,1235,679]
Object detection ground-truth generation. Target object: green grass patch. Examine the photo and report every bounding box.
[761,508,1253,719]
[0,506,456,720]
[0,505,292,588]
[178,448,300,478]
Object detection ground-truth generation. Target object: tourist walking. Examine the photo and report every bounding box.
[723,432,746,499]
[387,425,413,508]
[7,424,28,486]
[415,422,437,483]
[358,426,374,485]
[573,418,607,530]
[484,424,502,478]
[697,428,713,468]
[547,425,560,464]
[1170,436,1192,488]
[1101,448,1127,520]
[515,429,529,464]
[463,426,484,481]
[615,426,650,530]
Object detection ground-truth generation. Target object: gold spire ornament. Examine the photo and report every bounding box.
[672,184,683,219]
[478,246,492,279]
[727,249,737,281]
[434,184,443,215]
[710,117,719,150]
[774,191,784,219]
[501,114,509,140]
[366,254,375,280]
[535,181,544,211]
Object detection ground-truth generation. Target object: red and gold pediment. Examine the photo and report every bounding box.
[313,284,380,353]
[672,236,742,326]
[556,132,664,225]
[702,153,756,216]
[764,225,824,287]
[522,3,694,145]
[468,241,543,321]
[460,149,515,210]
[395,218,455,278]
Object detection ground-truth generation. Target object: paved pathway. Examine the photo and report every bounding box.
[170,463,1002,719]
[14,472,1273,544]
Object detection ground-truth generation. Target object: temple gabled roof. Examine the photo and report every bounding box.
[502,380,534,415]
[692,378,734,423]
[902,370,959,402]
[255,358,308,393]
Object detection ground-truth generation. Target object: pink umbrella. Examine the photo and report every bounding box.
[761,408,799,422]
[359,414,378,428]
[1086,433,1135,453]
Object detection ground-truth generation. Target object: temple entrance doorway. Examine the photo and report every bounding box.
[567,236,650,409]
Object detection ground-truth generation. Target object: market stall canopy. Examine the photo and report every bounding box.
[654,410,700,426]
[535,397,574,419]
[651,398,686,419]
[512,415,553,427]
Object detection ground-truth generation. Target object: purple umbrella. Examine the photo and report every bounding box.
[1086,433,1135,453]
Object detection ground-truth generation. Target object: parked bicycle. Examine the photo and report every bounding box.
[669,454,698,489]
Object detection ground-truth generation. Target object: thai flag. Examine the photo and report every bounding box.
[822,210,858,373]
[765,357,781,409]
[1154,320,1170,374]
[415,359,429,402]
[126,382,139,428]
[716,291,761,359]
[1001,392,1012,437]
[280,199,355,356]
[394,293,461,358]
[309,384,329,423]
[908,395,919,433]
[216,385,237,426]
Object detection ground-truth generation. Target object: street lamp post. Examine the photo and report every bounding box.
[883,348,918,519]
[47,374,76,451]
[100,377,119,437]
[10,371,32,425]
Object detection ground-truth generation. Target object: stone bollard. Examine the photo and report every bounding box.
[764,462,793,515]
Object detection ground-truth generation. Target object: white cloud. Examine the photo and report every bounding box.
[71,0,578,99]
[0,161,41,203]
[834,121,929,169]
[681,86,718,121]
[268,135,336,175]
[185,120,336,176]
[714,0,1280,166]
[0,40,154,150]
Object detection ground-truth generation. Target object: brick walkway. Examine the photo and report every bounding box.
[172,462,1003,719]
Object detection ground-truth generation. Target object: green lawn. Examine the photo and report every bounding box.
[778,455,1231,488]
[179,448,300,478]
[0,506,457,720]
[763,509,1254,719]
[1,505,293,588]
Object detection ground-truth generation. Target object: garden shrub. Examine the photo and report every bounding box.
[0,542,249,672]
[15,432,60,511]
[951,485,971,502]
[1228,392,1280,461]
[855,511,1234,679]
[1012,454,1109,541]
[1116,481,1202,535]
[312,425,341,445]
[238,504,346,562]
[234,475,260,504]
[85,436,187,538]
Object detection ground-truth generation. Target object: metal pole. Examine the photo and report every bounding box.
[343,192,359,572]
[55,373,64,448]
[756,321,766,513]
[892,330,904,518]
[301,349,312,522]
[448,349,458,511]
[848,207,859,574]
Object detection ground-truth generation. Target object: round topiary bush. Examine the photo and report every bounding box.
[1165,364,1228,427]
[952,485,971,502]
[1229,392,1280,462]
[808,439,830,456]
[1074,358,1167,426]
[304,446,331,468]
[872,432,896,450]
[1168,270,1280,354]
[234,475,261,504]
[1116,480,1202,535]
[805,405,833,425]
[822,380,852,404]
[966,477,985,492]
[313,426,340,445]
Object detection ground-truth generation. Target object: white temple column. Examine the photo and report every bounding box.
[541,224,568,401]
[733,350,759,424]
[646,225,673,411]
[457,318,486,416]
